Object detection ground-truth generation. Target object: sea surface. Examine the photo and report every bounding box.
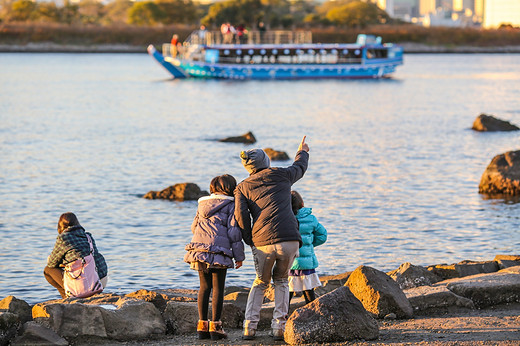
[1,53,519,304]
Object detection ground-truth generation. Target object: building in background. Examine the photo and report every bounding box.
[377,0,520,28]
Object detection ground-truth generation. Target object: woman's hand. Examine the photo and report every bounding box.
[235,261,243,269]
[298,136,309,152]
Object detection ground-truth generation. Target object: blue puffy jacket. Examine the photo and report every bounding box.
[290,207,327,270]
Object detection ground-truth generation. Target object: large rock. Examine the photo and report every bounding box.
[427,260,498,280]
[0,312,21,346]
[284,286,378,345]
[345,265,413,319]
[404,285,474,312]
[442,268,520,308]
[263,148,289,161]
[494,254,520,269]
[472,113,519,132]
[126,289,169,312]
[388,262,441,289]
[11,321,68,346]
[0,296,32,324]
[33,298,166,340]
[163,301,243,335]
[219,131,256,144]
[224,290,249,311]
[316,271,352,296]
[479,150,520,196]
[143,183,209,201]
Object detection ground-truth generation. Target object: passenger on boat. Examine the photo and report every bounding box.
[170,34,180,57]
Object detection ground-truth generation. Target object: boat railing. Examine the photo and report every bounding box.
[185,30,312,46]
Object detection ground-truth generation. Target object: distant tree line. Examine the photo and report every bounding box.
[0,0,393,28]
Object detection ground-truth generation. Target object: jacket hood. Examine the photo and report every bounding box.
[197,194,234,218]
[296,207,312,219]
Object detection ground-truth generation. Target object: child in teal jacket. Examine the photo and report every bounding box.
[289,191,327,304]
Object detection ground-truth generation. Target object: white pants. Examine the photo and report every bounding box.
[244,241,299,331]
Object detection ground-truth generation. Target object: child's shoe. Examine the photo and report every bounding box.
[272,328,284,341]
[243,327,256,340]
[209,320,227,340]
[197,320,210,339]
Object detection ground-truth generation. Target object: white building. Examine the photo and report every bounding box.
[479,0,520,28]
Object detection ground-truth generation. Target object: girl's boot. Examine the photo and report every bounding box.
[209,320,227,340]
[197,320,210,339]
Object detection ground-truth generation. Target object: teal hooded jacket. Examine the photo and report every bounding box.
[290,207,327,270]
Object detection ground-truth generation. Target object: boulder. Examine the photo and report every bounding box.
[219,131,256,144]
[479,150,520,196]
[345,265,413,319]
[404,285,475,311]
[387,262,441,289]
[316,272,352,296]
[256,298,307,330]
[33,298,166,340]
[0,296,32,323]
[428,260,499,280]
[494,254,520,269]
[11,321,68,346]
[442,268,520,308]
[471,113,519,132]
[143,183,209,201]
[284,286,378,344]
[126,289,169,313]
[224,290,249,311]
[163,301,243,335]
[155,288,197,302]
[263,148,290,161]
[0,312,21,346]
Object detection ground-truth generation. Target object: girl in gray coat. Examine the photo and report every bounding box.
[184,174,245,340]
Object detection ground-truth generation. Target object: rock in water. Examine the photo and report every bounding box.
[479,150,520,196]
[219,131,257,144]
[263,148,290,161]
[472,113,519,131]
[284,286,378,344]
[143,183,208,201]
[346,265,413,319]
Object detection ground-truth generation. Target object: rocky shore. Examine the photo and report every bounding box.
[1,255,519,345]
[1,42,520,54]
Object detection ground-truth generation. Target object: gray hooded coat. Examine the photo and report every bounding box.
[184,195,245,268]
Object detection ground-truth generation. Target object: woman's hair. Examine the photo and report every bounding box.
[210,174,237,196]
[57,212,81,234]
[291,190,304,215]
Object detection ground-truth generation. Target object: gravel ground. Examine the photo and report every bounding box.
[80,303,520,346]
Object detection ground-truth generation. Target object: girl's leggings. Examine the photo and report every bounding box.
[289,289,316,304]
[198,268,227,321]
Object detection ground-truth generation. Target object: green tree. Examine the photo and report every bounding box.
[77,0,104,24]
[325,0,389,28]
[10,0,37,21]
[128,1,162,25]
[155,0,197,24]
[60,0,80,24]
[202,0,262,28]
[36,2,60,22]
[102,0,133,24]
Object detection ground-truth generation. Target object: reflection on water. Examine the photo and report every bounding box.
[0,53,519,303]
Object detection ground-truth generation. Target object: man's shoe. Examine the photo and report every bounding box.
[243,327,256,340]
[272,328,284,341]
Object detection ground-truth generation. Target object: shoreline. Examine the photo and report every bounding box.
[1,42,520,54]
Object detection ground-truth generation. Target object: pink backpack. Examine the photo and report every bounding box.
[63,234,103,298]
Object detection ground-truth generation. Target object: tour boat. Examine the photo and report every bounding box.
[147,31,403,80]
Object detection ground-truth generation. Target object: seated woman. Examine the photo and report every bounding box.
[44,212,108,298]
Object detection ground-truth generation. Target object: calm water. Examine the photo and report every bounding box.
[1,53,519,304]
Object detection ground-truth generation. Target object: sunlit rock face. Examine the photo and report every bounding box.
[345,265,413,319]
[479,150,520,196]
[472,114,519,132]
[284,286,378,344]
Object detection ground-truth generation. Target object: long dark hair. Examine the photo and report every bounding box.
[57,212,81,234]
[291,190,304,215]
[210,174,237,197]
